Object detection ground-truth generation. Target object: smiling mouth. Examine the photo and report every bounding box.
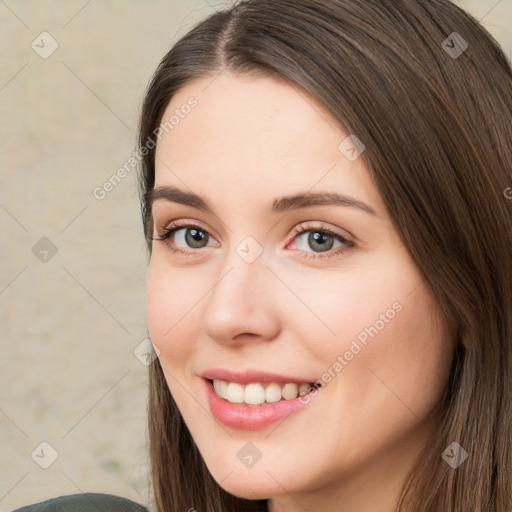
[208,378,318,406]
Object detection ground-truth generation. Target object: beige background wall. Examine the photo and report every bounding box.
[1,1,510,511]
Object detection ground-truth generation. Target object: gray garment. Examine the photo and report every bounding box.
[11,493,149,512]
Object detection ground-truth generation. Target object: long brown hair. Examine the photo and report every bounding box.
[138,1,512,511]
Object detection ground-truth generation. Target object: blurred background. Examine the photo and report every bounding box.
[0,1,510,511]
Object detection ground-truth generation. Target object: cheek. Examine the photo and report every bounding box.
[331,275,451,427]
[146,257,198,367]
[304,257,451,411]
[375,287,451,399]
[290,265,407,367]
[146,261,168,350]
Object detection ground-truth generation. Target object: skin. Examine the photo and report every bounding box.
[147,73,455,512]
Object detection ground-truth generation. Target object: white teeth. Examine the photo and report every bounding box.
[226,382,244,403]
[213,379,228,399]
[281,383,298,400]
[265,383,282,403]
[212,379,314,405]
[244,383,266,405]
[298,383,310,396]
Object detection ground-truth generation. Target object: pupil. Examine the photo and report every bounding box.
[309,232,333,252]
[186,228,207,248]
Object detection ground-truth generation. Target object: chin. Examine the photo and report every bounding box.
[213,473,275,500]
[204,455,310,501]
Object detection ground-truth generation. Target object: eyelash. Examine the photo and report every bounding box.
[152,221,354,260]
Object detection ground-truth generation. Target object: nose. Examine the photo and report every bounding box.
[201,251,281,346]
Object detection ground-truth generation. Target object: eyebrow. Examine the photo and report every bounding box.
[147,185,377,216]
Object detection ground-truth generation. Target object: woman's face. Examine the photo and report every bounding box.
[147,73,454,510]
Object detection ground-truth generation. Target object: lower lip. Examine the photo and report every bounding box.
[204,378,313,430]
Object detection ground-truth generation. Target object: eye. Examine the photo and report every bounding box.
[152,222,218,255]
[152,221,354,260]
[287,223,353,260]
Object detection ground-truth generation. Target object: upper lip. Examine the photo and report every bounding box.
[201,368,315,385]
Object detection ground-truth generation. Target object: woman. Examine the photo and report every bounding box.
[14,0,512,511]
[139,0,512,510]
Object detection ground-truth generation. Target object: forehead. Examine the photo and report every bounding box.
[156,73,336,154]
[153,73,384,216]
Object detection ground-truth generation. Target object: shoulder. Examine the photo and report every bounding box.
[10,493,150,512]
